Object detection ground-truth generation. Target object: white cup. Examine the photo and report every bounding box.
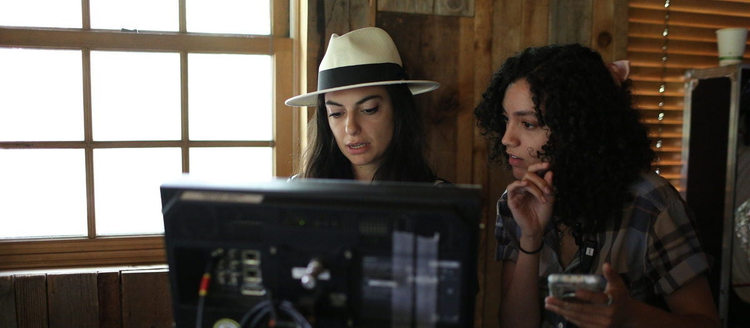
[716,27,748,66]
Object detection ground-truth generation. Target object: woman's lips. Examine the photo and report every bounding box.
[507,153,523,166]
[347,142,369,154]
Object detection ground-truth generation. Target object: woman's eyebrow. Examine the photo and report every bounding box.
[513,110,536,117]
[325,95,383,107]
[356,95,382,105]
[503,109,536,117]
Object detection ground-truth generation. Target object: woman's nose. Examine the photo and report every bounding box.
[345,115,360,135]
[501,126,518,148]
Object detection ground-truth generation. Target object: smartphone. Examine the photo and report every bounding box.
[548,274,606,300]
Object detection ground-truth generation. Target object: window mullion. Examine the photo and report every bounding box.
[181,51,189,173]
[82,48,96,239]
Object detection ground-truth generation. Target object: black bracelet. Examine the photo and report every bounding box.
[518,242,544,254]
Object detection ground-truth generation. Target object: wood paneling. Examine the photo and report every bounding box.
[549,0,593,46]
[120,269,173,328]
[379,13,462,182]
[47,273,99,328]
[1,268,172,327]
[0,236,165,271]
[97,271,122,328]
[14,274,48,328]
[0,276,17,328]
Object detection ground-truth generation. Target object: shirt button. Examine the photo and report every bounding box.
[557,323,564,328]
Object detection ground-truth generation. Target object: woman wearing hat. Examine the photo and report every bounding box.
[286,27,442,183]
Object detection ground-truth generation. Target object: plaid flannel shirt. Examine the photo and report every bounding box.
[495,171,710,328]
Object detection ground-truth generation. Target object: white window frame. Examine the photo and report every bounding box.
[0,0,300,270]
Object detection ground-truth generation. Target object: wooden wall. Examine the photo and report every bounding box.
[0,267,172,328]
[304,1,629,327]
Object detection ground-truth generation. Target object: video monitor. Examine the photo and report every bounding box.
[161,177,481,328]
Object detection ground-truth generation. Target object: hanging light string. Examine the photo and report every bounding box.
[655,0,670,175]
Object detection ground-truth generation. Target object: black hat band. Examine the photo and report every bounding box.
[317,63,407,91]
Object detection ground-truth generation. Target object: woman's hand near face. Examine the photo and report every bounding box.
[507,162,555,241]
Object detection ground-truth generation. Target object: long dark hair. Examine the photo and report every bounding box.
[298,83,436,182]
[474,44,655,232]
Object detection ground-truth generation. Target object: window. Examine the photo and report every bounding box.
[627,0,750,192]
[0,0,298,270]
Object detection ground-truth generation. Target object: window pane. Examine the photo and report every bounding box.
[0,48,83,141]
[186,0,270,35]
[188,54,272,140]
[190,147,272,180]
[91,51,181,141]
[0,149,87,239]
[0,0,81,28]
[94,148,182,236]
[90,0,177,32]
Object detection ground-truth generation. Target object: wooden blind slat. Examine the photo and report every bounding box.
[629,37,728,57]
[630,66,687,82]
[627,51,728,68]
[635,95,684,110]
[630,0,750,17]
[632,80,685,95]
[629,23,733,42]
[629,7,750,28]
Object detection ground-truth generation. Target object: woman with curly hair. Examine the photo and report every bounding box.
[475,44,718,327]
[286,27,442,183]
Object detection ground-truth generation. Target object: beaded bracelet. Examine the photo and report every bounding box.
[518,242,543,254]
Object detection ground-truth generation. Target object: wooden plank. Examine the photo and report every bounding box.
[548,0,593,46]
[456,16,476,185]
[0,28,292,53]
[14,274,48,328]
[521,0,550,48]
[121,269,173,328]
[378,13,462,183]
[0,275,17,328]
[273,0,291,37]
[350,0,376,27]
[492,0,523,70]
[378,0,434,15]
[47,273,99,328]
[612,0,630,61]
[592,0,615,60]
[468,2,492,326]
[0,249,167,271]
[275,47,296,177]
[97,271,122,328]
[435,0,475,17]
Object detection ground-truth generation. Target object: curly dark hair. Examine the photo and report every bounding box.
[474,44,655,232]
[298,83,437,182]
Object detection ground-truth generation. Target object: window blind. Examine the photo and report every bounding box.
[628,0,750,191]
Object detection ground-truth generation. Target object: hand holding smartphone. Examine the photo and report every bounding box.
[548,274,606,302]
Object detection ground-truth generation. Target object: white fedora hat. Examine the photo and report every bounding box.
[285,27,440,107]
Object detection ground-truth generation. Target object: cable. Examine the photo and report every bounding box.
[238,299,312,328]
[196,249,224,328]
[238,300,272,327]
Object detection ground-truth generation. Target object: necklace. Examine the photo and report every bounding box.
[556,225,566,246]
